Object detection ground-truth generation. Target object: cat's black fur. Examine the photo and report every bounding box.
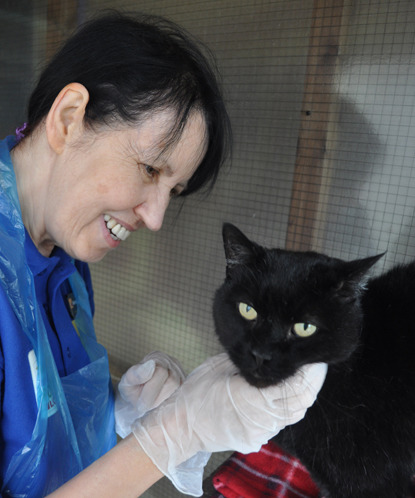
[213,223,415,498]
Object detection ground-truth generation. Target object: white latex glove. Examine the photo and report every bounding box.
[132,353,327,496]
[115,351,185,438]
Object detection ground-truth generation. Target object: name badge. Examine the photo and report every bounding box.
[28,350,58,417]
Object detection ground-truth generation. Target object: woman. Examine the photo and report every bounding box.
[0,11,327,497]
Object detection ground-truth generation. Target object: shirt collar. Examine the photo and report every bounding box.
[24,228,74,278]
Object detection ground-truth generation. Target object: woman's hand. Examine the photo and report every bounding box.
[115,351,185,438]
[132,353,327,496]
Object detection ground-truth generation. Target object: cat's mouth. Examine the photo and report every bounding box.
[234,357,295,387]
[241,370,279,388]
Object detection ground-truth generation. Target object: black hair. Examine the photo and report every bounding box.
[25,11,232,196]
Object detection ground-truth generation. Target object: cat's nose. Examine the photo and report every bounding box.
[251,349,272,367]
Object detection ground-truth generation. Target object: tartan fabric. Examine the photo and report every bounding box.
[210,442,415,498]
[211,441,320,498]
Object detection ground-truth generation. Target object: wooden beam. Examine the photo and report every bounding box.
[46,0,78,60]
[286,0,345,251]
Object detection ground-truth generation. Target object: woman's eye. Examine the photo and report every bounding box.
[143,164,158,179]
[238,302,257,321]
[292,322,317,338]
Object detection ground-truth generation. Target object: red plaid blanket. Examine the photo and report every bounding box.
[210,442,415,497]
[211,441,320,498]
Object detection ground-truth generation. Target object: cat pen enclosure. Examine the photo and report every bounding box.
[1,0,414,496]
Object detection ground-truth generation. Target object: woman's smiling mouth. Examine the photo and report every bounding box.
[104,214,131,241]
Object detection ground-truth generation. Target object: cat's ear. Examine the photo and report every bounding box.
[222,223,257,269]
[336,253,384,299]
[344,253,384,279]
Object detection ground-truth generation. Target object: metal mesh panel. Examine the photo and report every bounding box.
[1,0,414,496]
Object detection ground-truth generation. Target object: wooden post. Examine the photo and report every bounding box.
[285,0,345,251]
[46,0,78,60]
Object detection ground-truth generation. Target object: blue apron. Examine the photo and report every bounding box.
[0,136,117,497]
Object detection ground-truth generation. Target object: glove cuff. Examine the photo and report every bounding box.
[132,418,210,496]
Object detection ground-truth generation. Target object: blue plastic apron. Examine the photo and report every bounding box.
[0,136,117,497]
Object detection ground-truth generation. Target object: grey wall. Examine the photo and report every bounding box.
[1,1,415,496]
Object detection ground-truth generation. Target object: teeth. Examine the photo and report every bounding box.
[118,226,127,239]
[104,214,131,241]
[107,218,117,230]
[111,223,122,235]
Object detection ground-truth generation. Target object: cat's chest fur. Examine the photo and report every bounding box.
[214,223,415,498]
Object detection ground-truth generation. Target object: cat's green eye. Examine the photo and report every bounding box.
[292,322,317,338]
[238,302,258,321]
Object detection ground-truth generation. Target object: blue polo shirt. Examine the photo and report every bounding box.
[0,228,93,483]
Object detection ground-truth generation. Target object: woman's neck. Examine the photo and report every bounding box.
[11,133,55,257]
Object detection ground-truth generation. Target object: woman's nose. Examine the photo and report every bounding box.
[133,189,171,232]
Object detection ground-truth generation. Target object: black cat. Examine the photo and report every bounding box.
[213,222,415,498]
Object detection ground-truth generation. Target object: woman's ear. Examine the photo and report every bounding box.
[45,82,89,154]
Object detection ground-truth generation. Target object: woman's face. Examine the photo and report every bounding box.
[42,109,207,262]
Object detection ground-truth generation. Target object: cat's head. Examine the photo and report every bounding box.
[213,223,383,387]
